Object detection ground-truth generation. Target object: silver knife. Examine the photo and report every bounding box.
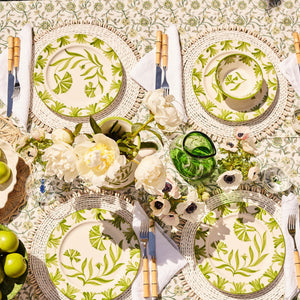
[293,32,300,73]
[155,31,162,89]
[7,36,14,117]
[148,219,158,299]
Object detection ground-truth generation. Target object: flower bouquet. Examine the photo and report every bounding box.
[216,126,259,193]
[16,89,183,188]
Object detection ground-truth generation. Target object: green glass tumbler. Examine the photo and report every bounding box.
[170,131,216,182]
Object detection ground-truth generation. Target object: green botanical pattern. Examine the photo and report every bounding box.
[192,39,277,122]
[45,208,140,300]
[194,202,285,294]
[34,34,123,117]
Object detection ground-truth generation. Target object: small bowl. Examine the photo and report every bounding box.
[262,167,292,193]
[215,54,263,100]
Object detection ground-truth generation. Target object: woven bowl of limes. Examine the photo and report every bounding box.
[0,225,28,300]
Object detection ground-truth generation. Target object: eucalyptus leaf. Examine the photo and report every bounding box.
[89,116,102,134]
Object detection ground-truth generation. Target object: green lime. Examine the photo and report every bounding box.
[0,161,11,184]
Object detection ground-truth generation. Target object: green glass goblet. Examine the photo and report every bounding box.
[170,131,216,183]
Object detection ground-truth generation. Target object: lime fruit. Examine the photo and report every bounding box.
[0,161,11,184]
[0,231,19,253]
[4,253,27,278]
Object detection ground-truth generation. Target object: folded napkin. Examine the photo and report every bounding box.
[131,201,187,300]
[279,54,300,96]
[282,193,300,300]
[130,24,188,122]
[0,24,32,130]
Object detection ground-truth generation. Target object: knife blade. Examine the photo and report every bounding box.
[155,31,162,89]
[148,219,158,299]
[7,36,14,117]
[293,32,300,73]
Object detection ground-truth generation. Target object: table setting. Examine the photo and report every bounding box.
[1,1,300,300]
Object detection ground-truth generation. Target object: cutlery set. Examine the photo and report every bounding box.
[287,214,300,288]
[6,36,20,117]
[155,30,169,96]
[140,219,158,299]
[293,32,300,75]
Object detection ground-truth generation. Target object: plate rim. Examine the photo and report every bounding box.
[45,207,141,299]
[34,33,123,118]
[194,201,285,295]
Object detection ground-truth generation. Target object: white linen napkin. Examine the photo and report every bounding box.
[130,24,188,122]
[282,193,300,300]
[131,201,187,300]
[279,54,300,96]
[0,24,32,130]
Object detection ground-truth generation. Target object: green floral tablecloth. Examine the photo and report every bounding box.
[1,0,300,299]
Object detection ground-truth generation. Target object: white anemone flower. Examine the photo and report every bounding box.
[241,137,257,155]
[234,126,250,140]
[221,139,238,152]
[176,190,205,223]
[160,175,181,199]
[161,212,180,227]
[248,165,260,181]
[43,142,79,182]
[176,200,205,223]
[217,170,243,193]
[150,196,171,217]
[135,154,166,194]
[74,133,126,186]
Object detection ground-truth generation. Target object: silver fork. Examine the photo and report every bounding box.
[139,221,150,298]
[162,33,169,97]
[12,37,20,98]
[288,214,300,288]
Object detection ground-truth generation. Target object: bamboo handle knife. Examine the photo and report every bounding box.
[294,250,300,288]
[293,32,300,64]
[156,31,162,66]
[8,36,14,72]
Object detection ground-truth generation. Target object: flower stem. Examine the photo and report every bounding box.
[131,114,155,138]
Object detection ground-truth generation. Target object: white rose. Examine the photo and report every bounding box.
[135,154,166,194]
[74,133,126,186]
[43,142,79,182]
[143,90,182,131]
[31,127,45,141]
[52,128,74,145]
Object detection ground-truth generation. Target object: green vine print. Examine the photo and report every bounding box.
[61,240,124,286]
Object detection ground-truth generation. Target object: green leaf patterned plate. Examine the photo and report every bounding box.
[192,40,278,122]
[195,202,285,295]
[34,34,123,117]
[45,208,140,300]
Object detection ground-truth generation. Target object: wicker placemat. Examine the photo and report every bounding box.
[0,116,30,223]
[28,190,135,300]
[179,185,284,300]
[31,20,144,133]
[183,25,294,142]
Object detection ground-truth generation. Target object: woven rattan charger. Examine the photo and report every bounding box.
[31,20,144,133]
[28,190,136,300]
[183,25,294,142]
[179,184,284,300]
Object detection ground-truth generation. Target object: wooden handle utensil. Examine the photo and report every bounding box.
[162,33,168,68]
[7,36,14,72]
[293,32,300,64]
[294,250,300,288]
[149,219,158,298]
[13,37,20,69]
[143,256,150,297]
[156,31,162,66]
